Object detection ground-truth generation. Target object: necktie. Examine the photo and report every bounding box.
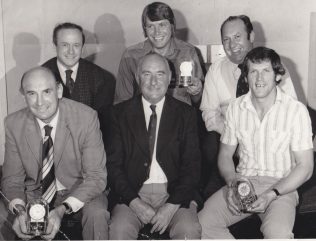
[148,105,157,159]
[236,64,249,97]
[65,69,75,95]
[41,125,56,204]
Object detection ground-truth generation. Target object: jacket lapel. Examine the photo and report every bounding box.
[157,96,177,155]
[54,100,70,167]
[25,111,42,165]
[127,97,149,157]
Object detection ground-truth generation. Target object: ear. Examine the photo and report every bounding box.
[250,31,255,43]
[57,83,63,99]
[275,74,282,84]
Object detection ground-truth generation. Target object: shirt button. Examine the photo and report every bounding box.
[144,162,148,167]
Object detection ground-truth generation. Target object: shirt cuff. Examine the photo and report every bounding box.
[63,196,84,213]
[9,198,26,214]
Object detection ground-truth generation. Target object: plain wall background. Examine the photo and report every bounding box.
[0,0,316,163]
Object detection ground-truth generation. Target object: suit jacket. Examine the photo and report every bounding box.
[107,95,201,207]
[42,57,115,148]
[1,98,107,204]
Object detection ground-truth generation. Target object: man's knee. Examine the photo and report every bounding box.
[261,224,294,239]
[170,206,201,239]
[198,198,221,228]
[171,219,201,239]
[109,204,140,240]
[81,196,110,239]
[109,218,139,240]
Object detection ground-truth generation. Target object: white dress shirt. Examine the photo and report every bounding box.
[57,60,79,84]
[142,97,168,184]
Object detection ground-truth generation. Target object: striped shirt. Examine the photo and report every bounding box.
[221,86,313,178]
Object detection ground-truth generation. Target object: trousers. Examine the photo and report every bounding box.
[109,183,201,239]
[198,176,298,239]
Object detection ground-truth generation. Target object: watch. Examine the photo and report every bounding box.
[62,202,73,214]
[272,188,281,197]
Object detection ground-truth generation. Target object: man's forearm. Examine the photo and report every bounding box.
[218,144,238,185]
[272,150,314,196]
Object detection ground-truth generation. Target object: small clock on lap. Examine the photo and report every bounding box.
[26,199,49,236]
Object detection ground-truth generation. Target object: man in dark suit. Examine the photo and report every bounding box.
[42,22,115,148]
[1,67,109,240]
[108,53,201,239]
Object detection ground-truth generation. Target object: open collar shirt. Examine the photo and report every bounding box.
[221,87,313,178]
[200,56,297,134]
[115,38,204,105]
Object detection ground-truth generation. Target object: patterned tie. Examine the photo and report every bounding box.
[148,105,157,159]
[236,64,249,97]
[41,125,56,204]
[65,69,75,95]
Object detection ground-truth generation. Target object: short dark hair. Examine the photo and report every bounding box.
[241,46,286,85]
[141,2,175,37]
[220,15,253,40]
[20,66,61,94]
[53,22,85,46]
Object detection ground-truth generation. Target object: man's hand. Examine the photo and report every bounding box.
[150,203,180,234]
[187,77,202,96]
[129,198,155,224]
[41,205,66,240]
[247,190,276,213]
[226,186,241,215]
[12,211,34,240]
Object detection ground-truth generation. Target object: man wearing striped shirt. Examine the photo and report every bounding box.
[198,47,314,239]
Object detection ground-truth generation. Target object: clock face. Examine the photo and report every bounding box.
[29,204,46,220]
[238,182,251,197]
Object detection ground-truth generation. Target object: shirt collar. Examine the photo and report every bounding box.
[142,96,165,113]
[241,86,283,110]
[57,59,79,82]
[36,108,60,134]
[143,38,177,56]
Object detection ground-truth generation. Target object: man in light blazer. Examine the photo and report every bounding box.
[42,22,115,149]
[1,67,109,240]
[108,53,201,239]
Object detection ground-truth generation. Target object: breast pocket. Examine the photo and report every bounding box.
[268,130,289,152]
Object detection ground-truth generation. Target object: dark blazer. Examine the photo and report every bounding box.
[2,98,107,204]
[107,95,201,207]
[42,57,115,148]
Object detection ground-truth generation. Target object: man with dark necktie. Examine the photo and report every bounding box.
[108,53,201,239]
[199,15,297,199]
[1,67,109,240]
[42,22,115,148]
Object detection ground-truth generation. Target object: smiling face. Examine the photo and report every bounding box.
[22,68,63,123]
[246,60,280,102]
[222,19,254,64]
[139,54,171,104]
[145,18,173,54]
[56,28,83,68]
